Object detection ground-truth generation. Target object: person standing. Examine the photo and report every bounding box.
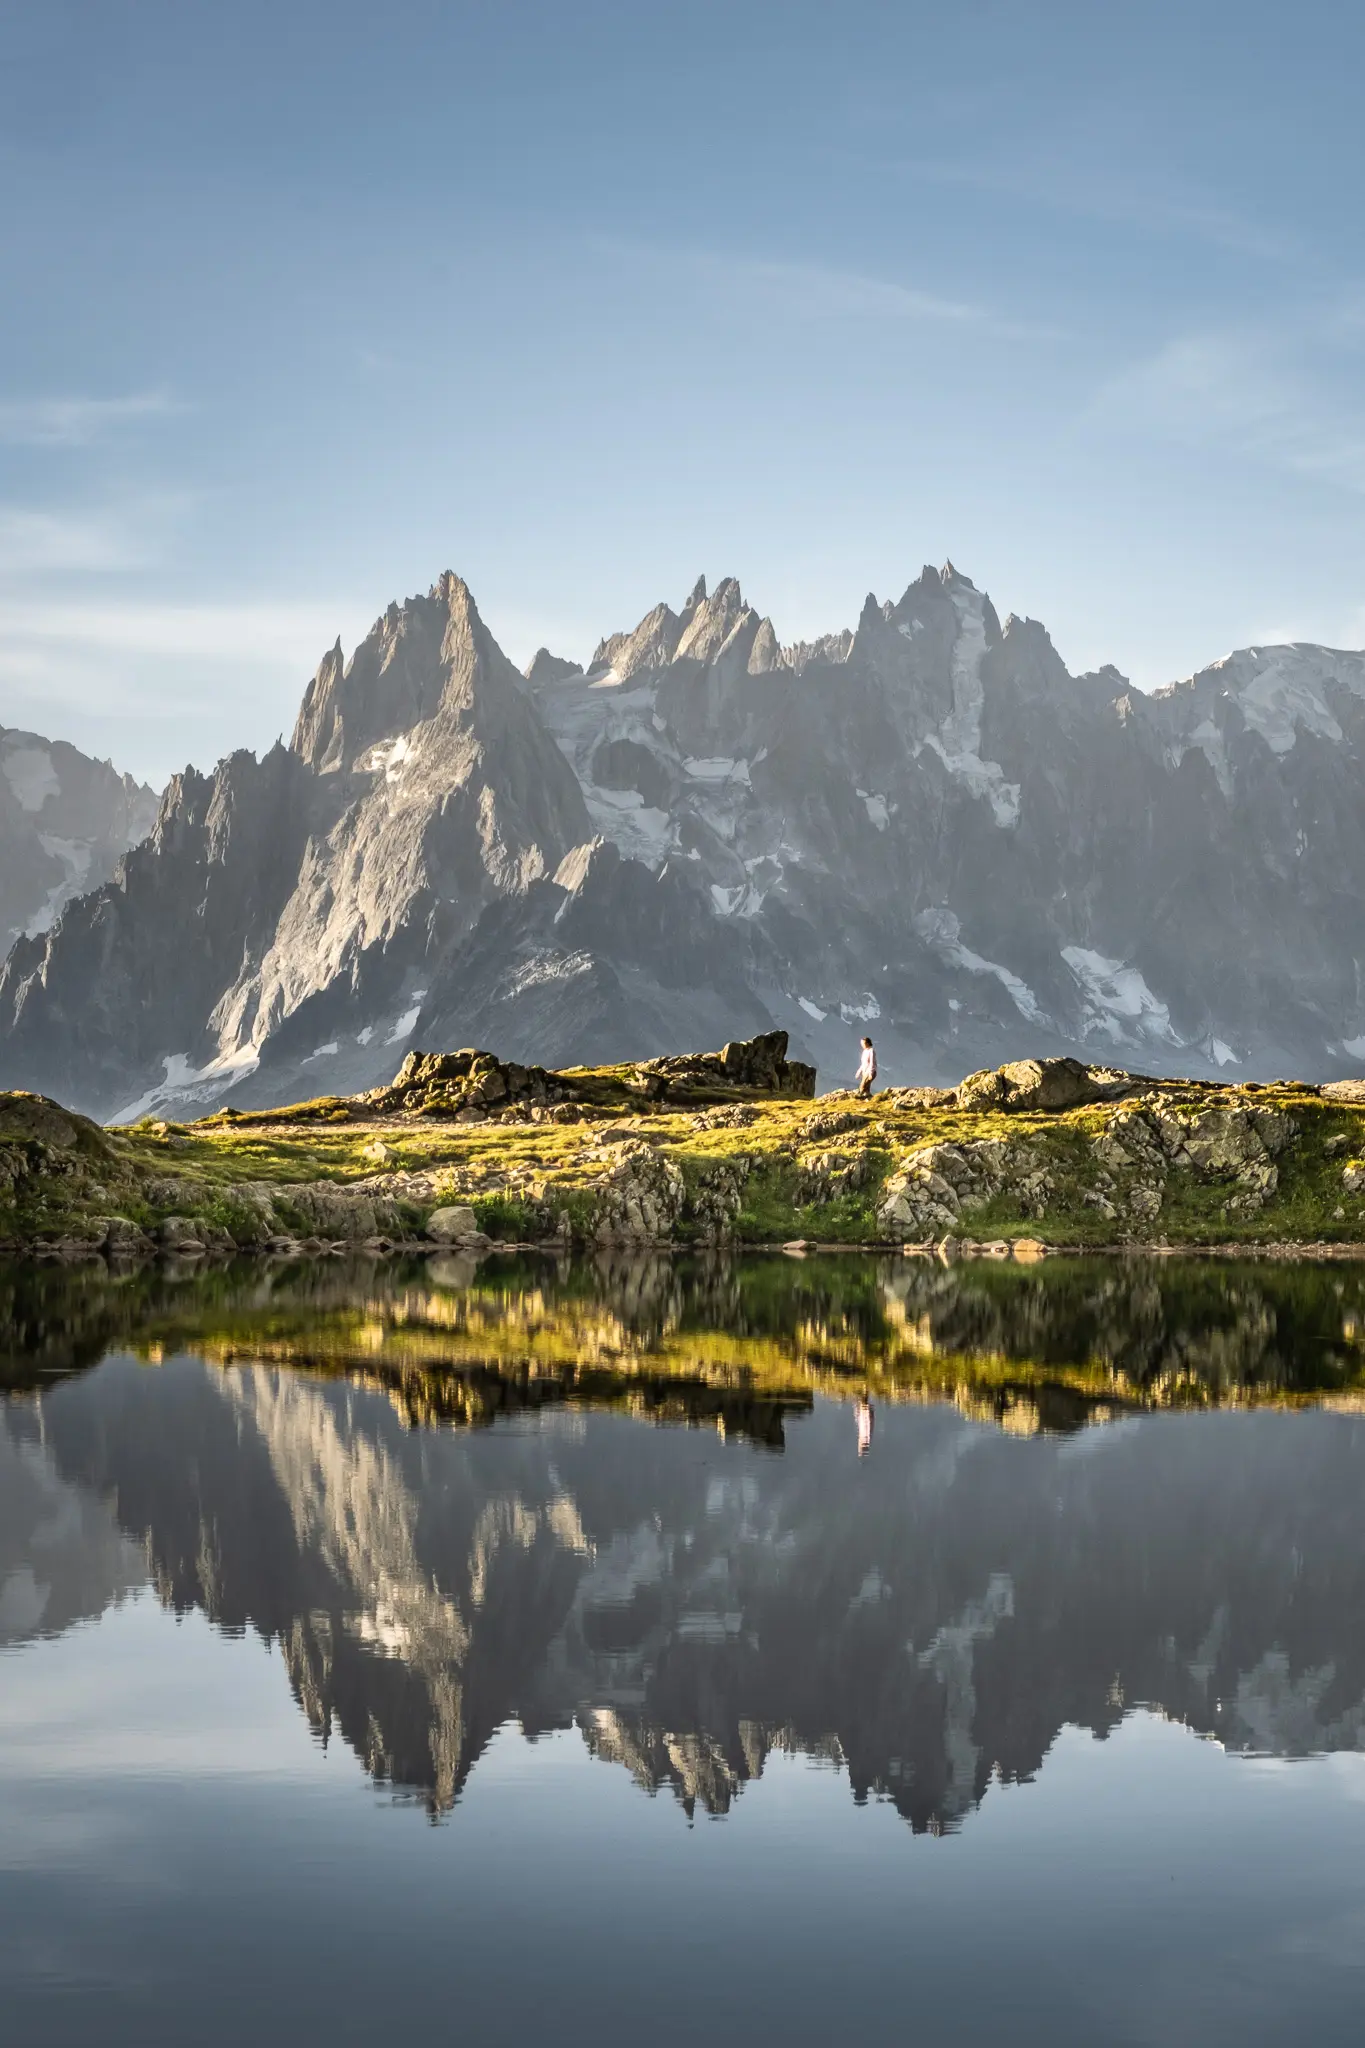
[856,1036,877,1099]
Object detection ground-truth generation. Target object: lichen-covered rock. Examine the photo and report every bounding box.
[366,1048,568,1120]
[691,1105,762,1131]
[0,1092,127,1220]
[798,1107,864,1143]
[687,1158,752,1244]
[264,1181,405,1240]
[0,1091,118,1157]
[878,1137,1029,1237]
[956,1058,1121,1114]
[635,1029,815,1101]
[589,1142,687,1241]
[101,1215,155,1256]
[158,1215,206,1250]
[1093,1097,1295,1213]
[794,1148,873,1204]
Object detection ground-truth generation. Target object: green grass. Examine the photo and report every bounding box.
[5,1069,1365,1254]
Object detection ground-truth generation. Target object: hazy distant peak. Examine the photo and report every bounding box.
[525,648,585,688]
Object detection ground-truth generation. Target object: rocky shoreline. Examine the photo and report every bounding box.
[3,1037,1365,1266]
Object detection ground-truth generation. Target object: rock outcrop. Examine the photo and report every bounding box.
[365,1048,577,1120]
[361,1030,813,1121]
[955,1056,1132,1113]
[633,1030,815,1100]
[877,1084,1301,1241]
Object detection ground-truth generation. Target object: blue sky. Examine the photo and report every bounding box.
[3,0,1365,786]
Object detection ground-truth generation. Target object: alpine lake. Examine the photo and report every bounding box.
[5,1245,1365,2046]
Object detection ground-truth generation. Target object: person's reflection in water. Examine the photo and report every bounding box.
[855,1395,874,1457]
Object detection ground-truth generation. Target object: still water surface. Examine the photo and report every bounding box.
[4,1252,1365,2044]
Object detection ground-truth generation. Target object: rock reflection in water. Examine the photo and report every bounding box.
[7,1247,1365,1426]
[4,1244,1365,1834]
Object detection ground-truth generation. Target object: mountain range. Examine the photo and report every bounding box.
[3,562,1365,1119]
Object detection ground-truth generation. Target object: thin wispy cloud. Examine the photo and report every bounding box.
[1091,326,1365,494]
[0,598,371,784]
[587,237,1061,341]
[890,153,1292,263]
[682,249,981,325]
[0,598,358,670]
[0,390,182,447]
[0,507,148,574]
[0,487,202,576]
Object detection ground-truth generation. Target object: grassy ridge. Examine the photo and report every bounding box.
[2,1069,1365,1252]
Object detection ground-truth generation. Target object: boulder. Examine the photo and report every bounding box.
[158,1215,205,1250]
[101,1215,154,1256]
[426,1204,481,1243]
[0,1090,113,1156]
[956,1058,1117,1114]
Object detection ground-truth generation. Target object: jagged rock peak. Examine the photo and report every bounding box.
[1000,611,1058,650]
[289,569,526,773]
[676,575,758,665]
[587,573,763,682]
[525,647,584,688]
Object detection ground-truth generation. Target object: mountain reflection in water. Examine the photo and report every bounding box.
[5,1251,1365,1835]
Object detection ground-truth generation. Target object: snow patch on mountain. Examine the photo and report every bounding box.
[1169,716,1234,799]
[356,735,414,781]
[711,881,767,917]
[1164,644,1365,790]
[1062,947,1180,1047]
[111,1046,262,1126]
[386,991,428,1046]
[915,907,1045,1023]
[1236,652,1344,754]
[920,586,1021,828]
[684,756,751,786]
[583,789,674,861]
